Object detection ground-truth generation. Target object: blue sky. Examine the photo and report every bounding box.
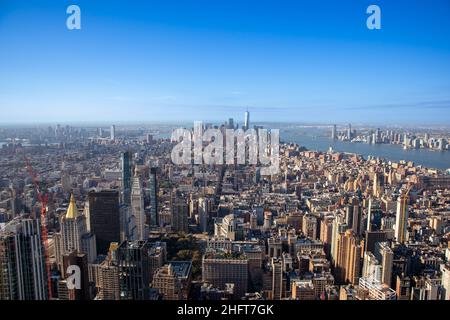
[1,0,450,124]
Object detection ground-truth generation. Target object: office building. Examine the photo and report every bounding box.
[88,190,121,254]
[268,237,282,259]
[334,230,361,285]
[395,194,409,244]
[202,251,249,299]
[364,230,387,254]
[152,261,192,300]
[411,276,441,300]
[362,252,382,282]
[58,194,96,267]
[440,264,450,300]
[351,198,363,236]
[244,110,250,130]
[291,280,315,300]
[228,118,234,129]
[110,124,116,141]
[271,258,283,300]
[91,243,120,300]
[59,251,90,300]
[149,242,167,282]
[149,167,158,227]
[116,240,151,300]
[214,214,244,241]
[396,275,411,300]
[0,218,48,300]
[302,214,317,240]
[121,151,132,205]
[171,196,188,233]
[374,242,393,287]
[331,124,337,140]
[320,216,334,258]
[198,197,209,233]
[131,175,145,240]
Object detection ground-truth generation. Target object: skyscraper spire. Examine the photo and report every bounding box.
[66,194,78,219]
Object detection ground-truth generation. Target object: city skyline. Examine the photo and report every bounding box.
[1,0,450,124]
[2,0,450,308]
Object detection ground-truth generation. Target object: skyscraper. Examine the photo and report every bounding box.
[198,197,209,233]
[335,230,361,285]
[362,252,382,282]
[319,216,334,257]
[351,197,363,236]
[171,195,188,233]
[271,258,283,300]
[396,275,411,300]
[131,174,145,240]
[366,197,373,232]
[364,230,387,254]
[59,251,90,300]
[395,193,409,244]
[121,151,132,205]
[91,243,120,300]
[330,214,346,265]
[441,264,450,300]
[244,110,250,130]
[0,218,48,300]
[116,240,151,300]
[347,123,352,140]
[373,173,380,197]
[345,203,354,229]
[375,128,381,144]
[228,118,234,129]
[110,124,116,141]
[88,190,121,254]
[374,242,393,287]
[149,167,158,227]
[58,195,96,267]
[331,124,337,140]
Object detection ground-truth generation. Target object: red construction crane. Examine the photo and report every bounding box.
[24,156,53,300]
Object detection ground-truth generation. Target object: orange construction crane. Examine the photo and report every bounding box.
[24,156,52,300]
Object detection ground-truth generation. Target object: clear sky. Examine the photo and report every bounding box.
[1,0,450,125]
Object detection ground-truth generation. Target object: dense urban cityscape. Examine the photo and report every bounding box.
[330,124,450,151]
[0,112,449,301]
[1,0,450,311]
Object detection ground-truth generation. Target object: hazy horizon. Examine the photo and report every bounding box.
[1,118,450,129]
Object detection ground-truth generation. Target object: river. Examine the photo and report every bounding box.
[281,128,450,170]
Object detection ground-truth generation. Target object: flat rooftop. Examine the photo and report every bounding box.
[168,261,192,279]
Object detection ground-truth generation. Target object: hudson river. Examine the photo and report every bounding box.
[281,128,450,171]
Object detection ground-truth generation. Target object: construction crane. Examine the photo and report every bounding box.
[24,156,53,300]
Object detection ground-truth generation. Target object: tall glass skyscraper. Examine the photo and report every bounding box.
[331,124,337,140]
[117,240,150,300]
[0,218,49,300]
[149,167,158,227]
[244,110,250,130]
[110,124,116,141]
[121,151,132,205]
